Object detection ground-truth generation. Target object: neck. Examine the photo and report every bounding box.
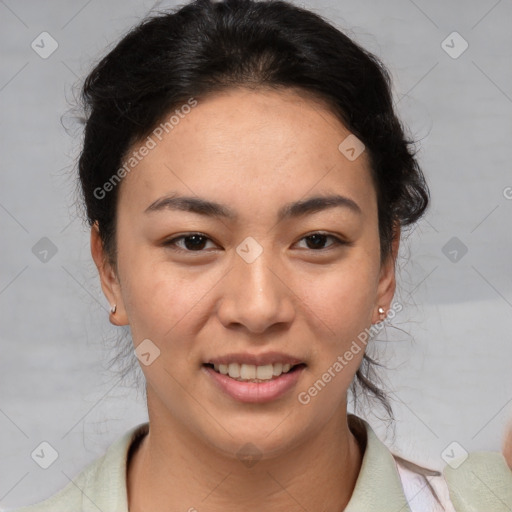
[128,401,363,512]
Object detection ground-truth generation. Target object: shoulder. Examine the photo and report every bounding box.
[442,450,512,511]
[394,449,512,512]
[6,460,99,512]
[346,414,453,511]
[6,422,149,512]
[348,414,512,511]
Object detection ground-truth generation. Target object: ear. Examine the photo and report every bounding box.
[371,222,400,324]
[90,221,128,326]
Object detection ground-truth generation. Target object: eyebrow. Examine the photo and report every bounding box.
[144,192,362,222]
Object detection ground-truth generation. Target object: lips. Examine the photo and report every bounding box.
[202,362,306,403]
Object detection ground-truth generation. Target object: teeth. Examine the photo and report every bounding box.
[211,362,297,381]
[256,364,273,380]
[272,363,283,376]
[228,363,240,378]
[240,364,256,380]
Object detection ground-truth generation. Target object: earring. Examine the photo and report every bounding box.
[110,304,117,314]
[378,306,385,315]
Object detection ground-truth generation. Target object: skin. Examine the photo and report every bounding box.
[91,87,400,512]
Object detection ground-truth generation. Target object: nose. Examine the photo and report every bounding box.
[216,247,295,335]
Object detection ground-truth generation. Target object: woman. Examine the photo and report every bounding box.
[11,0,512,510]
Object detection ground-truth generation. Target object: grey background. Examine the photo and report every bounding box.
[1,0,511,508]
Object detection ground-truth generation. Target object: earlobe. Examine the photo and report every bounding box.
[109,302,127,326]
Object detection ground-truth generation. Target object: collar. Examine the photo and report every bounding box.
[344,413,411,511]
[87,414,411,512]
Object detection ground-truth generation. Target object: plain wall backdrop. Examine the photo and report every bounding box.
[1,0,511,508]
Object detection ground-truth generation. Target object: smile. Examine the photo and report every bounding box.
[202,362,307,403]
[205,362,304,382]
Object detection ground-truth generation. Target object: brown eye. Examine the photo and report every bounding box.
[296,232,347,251]
[164,233,217,252]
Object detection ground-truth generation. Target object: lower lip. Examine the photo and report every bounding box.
[202,365,305,403]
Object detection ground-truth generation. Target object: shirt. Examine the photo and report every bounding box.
[8,414,512,512]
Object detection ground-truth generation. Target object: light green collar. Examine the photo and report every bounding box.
[344,413,411,511]
[21,414,409,511]
[96,414,412,512]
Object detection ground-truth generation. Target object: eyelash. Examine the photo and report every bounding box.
[163,232,348,253]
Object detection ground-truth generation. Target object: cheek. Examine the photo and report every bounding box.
[119,256,220,352]
[301,254,380,338]
[118,258,187,336]
[295,259,377,410]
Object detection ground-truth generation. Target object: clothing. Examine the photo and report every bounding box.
[8,414,512,512]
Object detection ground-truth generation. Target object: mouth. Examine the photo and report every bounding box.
[203,362,307,383]
[202,358,307,403]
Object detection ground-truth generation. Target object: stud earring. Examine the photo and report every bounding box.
[378,306,385,315]
[110,304,117,314]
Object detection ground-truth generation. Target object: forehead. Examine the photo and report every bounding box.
[117,87,374,217]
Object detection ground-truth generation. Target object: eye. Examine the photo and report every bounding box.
[163,233,218,252]
[163,231,348,253]
[295,232,347,251]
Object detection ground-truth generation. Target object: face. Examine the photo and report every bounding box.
[92,87,397,459]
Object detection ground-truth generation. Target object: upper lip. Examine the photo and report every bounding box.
[205,352,304,367]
